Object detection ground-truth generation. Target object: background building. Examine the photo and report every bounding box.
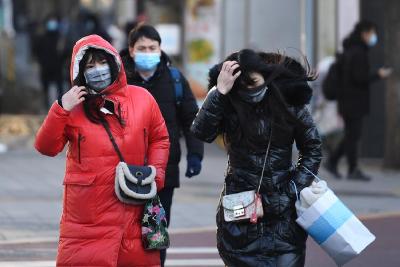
[0,0,399,166]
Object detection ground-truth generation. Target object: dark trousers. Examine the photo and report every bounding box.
[330,116,364,173]
[158,187,174,267]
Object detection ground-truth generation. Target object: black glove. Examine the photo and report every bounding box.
[185,154,202,178]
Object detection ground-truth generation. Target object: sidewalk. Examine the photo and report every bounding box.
[0,136,399,265]
[0,214,399,266]
[0,142,399,242]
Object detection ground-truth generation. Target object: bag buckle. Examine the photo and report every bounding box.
[233,205,245,217]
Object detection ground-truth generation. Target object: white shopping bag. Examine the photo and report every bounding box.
[296,189,376,266]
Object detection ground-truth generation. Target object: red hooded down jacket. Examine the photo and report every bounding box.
[35,35,170,267]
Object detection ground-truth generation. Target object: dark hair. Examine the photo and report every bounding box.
[72,48,119,124]
[353,20,376,35]
[344,20,376,48]
[208,49,316,149]
[44,13,59,23]
[128,24,161,47]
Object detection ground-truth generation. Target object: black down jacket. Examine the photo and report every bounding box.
[191,88,322,266]
[120,49,204,188]
[338,37,380,118]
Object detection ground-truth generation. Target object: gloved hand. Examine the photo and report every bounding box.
[185,154,202,178]
[310,180,327,195]
[300,187,319,209]
[299,181,328,209]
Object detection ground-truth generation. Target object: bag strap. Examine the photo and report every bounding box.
[256,127,273,194]
[222,126,273,196]
[290,165,322,201]
[101,120,125,162]
[168,66,183,107]
[301,165,321,182]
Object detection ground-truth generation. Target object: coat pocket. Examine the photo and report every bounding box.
[278,192,294,216]
[63,173,97,224]
[65,126,85,164]
[216,206,259,250]
[262,191,294,217]
[276,219,307,246]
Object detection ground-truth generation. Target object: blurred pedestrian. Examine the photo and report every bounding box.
[82,13,112,42]
[324,21,392,181]
[35,34,169,267]
[191,49,322,267]
[124,20,139,42]
[120,24,204,266]
[32,14,65,109]
[63,9,112,60]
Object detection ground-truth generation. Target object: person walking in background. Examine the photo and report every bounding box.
[324,21,392,181]
[35,34,169,267]
[32,14,65,110]
[120,24,204,266]
[191,49,322,267]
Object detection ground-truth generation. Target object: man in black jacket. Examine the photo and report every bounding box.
[325,21,391,181]
[120,24,204,266]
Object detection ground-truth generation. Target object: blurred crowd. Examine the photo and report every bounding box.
[28,8,145,109]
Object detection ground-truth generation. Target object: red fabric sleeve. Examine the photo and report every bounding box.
[35,102,70,157]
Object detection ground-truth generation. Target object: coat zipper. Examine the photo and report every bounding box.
[144,128,148,165]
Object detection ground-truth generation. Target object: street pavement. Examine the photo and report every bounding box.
[0,142,400,266]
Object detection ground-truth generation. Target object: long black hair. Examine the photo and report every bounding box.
[208,49,316,148]
[73,48,119,124]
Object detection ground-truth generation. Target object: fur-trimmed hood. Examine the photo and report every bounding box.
[70,34,127,97]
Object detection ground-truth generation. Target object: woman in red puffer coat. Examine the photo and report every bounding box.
[35,34,170,267]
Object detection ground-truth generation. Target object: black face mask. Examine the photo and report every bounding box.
[237,83,268,103]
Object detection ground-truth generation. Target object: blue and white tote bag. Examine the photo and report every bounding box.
[293,168,376,266]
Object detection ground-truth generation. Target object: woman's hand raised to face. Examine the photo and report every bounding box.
[61,86,88,111]
[216,61,241,95]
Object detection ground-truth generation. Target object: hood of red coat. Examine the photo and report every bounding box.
[70,34,127,96]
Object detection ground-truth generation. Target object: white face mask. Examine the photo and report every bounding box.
[84,64,112,92]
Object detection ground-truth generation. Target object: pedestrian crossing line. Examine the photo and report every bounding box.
[0,262,55,267]
[0,259,225,267]
[168,247,218,254]
[165,259,224,266]
[0,247,221,266]
[169,226,216,234]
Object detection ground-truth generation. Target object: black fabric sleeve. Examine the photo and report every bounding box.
[190,87,227,143]
[351,50,380,85]
[289,106,323,196]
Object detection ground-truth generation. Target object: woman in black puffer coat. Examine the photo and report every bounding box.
[191,50,322,267]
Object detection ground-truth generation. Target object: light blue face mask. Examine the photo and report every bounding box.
[84,64,112,92]
[368,33,378,47]
[46,20,58,31]
[134,52,161,71]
